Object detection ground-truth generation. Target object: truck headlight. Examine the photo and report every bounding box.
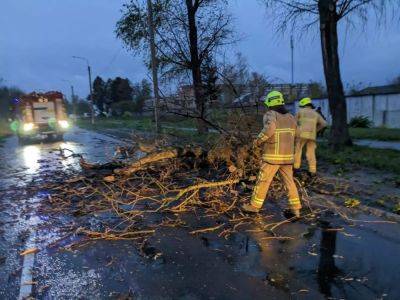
[23,123,34,131]
[58,120,70,129]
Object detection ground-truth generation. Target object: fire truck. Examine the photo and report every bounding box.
[14,91,70,143]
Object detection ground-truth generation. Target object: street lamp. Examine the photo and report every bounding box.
[72,56,94,124]
[61,79,76,116]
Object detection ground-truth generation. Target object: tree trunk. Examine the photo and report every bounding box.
[146,0,161,133]
[186,0,208,133]
[318,0,352,149]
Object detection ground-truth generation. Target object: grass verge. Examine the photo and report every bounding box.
[349,127,400,141]
[317,142,400,174]
[75,117,155,132]
[322,127,400,141]
[75,116,198,132]
[76,116,219,145]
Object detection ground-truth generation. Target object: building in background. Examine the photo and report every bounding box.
[297,84,400,128]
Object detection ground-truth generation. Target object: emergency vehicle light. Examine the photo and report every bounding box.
[23,123,34,131]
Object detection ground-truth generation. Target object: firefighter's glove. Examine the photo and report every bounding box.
[252,139,261,148]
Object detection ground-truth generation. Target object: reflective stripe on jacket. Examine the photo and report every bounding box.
[257,110,297,165]
[296,107,327,141]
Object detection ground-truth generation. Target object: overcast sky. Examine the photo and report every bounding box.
[1,0,399,98]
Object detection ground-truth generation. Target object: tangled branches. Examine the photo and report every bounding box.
[41,134,365,252]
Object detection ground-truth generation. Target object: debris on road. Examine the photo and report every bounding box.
[20,248,39,256]
[39,131,373,254]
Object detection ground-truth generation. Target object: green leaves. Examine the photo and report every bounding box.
[344,198,360,208]
[393,203,400,215]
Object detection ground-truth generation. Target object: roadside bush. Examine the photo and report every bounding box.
[110,101,136,117]
[393,203,400,215]
[349,116,372,128]
[0,118,11,139]
[75,100,91,115]
[122,111,133,118]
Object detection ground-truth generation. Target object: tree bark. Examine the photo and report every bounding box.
[186,0,208,133]
[146,0,161,133]
[318,0,352,149]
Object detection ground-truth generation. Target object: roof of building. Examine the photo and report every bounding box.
[355,84,400,96]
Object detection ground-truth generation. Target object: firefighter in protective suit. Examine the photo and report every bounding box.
[294,98,327,174]
[242,91,301,217]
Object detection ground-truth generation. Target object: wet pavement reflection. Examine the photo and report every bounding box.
[0,128,121,299]
[317,222,340,297]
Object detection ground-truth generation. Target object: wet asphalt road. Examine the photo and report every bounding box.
[1,127,400,299]
[0,128,123,299]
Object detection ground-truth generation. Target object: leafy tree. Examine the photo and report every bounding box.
[110,101,137,116]
[132,79,152,113]
[116,0,234,133]
[104,78,114,108]
[75,99,91,115]
[92,76,107,113]
[0,85,24,119]
[202,55,220,108]
[109,77,134,103]
[262,0,398,149]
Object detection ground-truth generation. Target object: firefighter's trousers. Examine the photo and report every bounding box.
[294,139,317,173]
[251,163,301,210]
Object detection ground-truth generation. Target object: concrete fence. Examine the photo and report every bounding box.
[295,93,400,128]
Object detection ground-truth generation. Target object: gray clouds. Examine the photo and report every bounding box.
[0,0,147,97]
[0,0,398,97]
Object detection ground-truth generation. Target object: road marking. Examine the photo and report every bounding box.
[18,231,36,300]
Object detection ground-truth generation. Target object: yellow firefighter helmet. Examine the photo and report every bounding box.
[264,91,285,107]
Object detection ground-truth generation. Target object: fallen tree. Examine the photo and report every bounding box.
[42,127,367,253]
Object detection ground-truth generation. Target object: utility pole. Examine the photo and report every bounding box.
[290,35,294,102]
[70,85,76,116]
[146,0,160,133]
[73,56,95,124]
[88,64,94,124]
[62,79,77,116]
[290,35,294,86]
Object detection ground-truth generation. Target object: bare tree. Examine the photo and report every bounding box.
[248,72,270,107]
[116,0,233,133]
[263,0,397,149]
[218,52,250,104]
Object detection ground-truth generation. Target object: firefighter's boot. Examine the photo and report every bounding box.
[291,208,301,218]
[283,208,301,219]
[241,203,260,213]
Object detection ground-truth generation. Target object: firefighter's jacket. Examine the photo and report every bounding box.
[257,110,297,165]
[296,107,327,141]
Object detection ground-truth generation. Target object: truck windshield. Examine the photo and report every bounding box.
[32,102,56,123]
